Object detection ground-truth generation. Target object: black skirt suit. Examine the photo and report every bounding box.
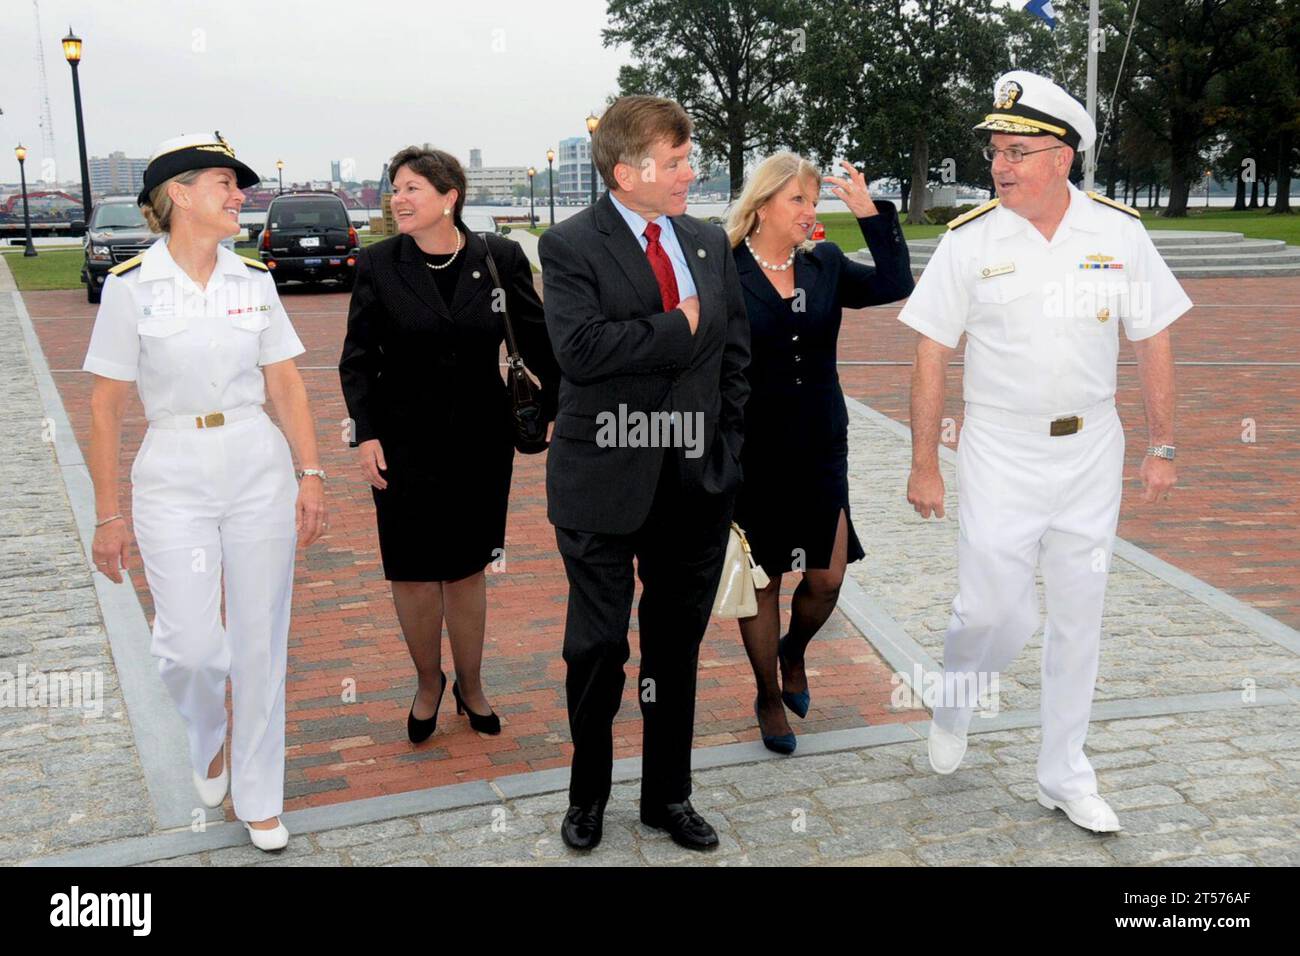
[339,225,559,581]
[732,202,914,576]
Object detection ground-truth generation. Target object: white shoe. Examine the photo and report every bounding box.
[192,746,228,808]
[1037,788,1122,833]
[927,723,967,774]
[244,819,290,851]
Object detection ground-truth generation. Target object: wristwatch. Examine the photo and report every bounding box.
[1146,445,1176,460]
[296,468,327,481]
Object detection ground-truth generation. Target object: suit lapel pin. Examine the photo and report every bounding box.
[697,248,706,258]
[472,270,481,279]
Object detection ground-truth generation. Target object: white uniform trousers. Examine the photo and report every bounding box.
[131,409,298,822]
[930,404,1124,801]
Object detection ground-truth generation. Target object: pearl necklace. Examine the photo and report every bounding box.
[745,234,796,272]
[423,228,463,270]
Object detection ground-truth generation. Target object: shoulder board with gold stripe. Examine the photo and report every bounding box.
[239,255,270,271]
[107,255,144,276]
[946,198,1000,231]
[1087,191,1140,219]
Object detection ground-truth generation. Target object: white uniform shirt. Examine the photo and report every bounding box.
[83,236,305,421]
[898,183,1192,416]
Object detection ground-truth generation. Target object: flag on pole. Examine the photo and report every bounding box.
[1023,0,1058,29]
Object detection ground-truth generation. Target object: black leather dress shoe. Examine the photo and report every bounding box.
[561,802,605,850]
[640,799,719,850]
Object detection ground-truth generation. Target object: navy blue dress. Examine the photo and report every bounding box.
[732,201,913,576]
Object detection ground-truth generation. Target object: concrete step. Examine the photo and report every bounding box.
[906,248,1300,268]
[853,230,1300,277]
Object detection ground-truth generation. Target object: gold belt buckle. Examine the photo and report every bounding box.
[195,412,226,428]
[1049,415,1082,437]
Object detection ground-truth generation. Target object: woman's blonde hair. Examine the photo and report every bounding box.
[140,169,204,233]
[725,151,823,250]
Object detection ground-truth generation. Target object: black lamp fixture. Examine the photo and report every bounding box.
[527,166,536,227]
[586,112,599,205]
[15,145,37,257]
[545,148,555,226]
[62,27,92,229]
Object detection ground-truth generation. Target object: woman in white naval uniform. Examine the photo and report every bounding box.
[84,133,327,851]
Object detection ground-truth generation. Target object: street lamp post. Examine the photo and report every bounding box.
[62,28,93,230]
[1205,169,1212,208]
[527,167,536,227]
[15,145,37,257]
[276,159,285,194]
[545,148,555,225]
[586,112,599,206]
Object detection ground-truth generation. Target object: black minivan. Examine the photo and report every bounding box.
[258,192,360,290]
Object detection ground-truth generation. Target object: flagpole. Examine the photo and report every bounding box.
[1084,0,1099,190]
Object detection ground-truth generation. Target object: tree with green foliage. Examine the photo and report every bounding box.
[604,0,806,197]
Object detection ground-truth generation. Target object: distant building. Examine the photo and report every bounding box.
[89,151,149,197]
[469,148,482,170]
[465,162,528,202]
[557,136,595,200]
[330,160,342,183]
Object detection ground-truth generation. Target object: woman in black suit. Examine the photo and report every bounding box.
[727,153,913,753]
[339,146,558,742]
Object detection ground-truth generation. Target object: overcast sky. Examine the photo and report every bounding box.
[0,0,632,185]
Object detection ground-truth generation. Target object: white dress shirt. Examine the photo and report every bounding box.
[607,190,699,300]
[898,182,1192,416]
[83,236,305,421]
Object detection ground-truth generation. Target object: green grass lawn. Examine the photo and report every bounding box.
[6,206,1295,291]
[1,247,85,291]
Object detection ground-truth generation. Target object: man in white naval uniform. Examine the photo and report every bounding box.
[899,71,1190,833]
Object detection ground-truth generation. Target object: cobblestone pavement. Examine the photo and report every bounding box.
[0,285,154,864]
[136,705,1300,867]
[5,251,1298,866]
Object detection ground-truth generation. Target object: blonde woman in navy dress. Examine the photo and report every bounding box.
[727,153,913,753]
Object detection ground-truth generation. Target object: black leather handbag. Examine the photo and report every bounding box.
[481,237,550,455]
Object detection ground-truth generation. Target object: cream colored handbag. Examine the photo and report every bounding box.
[712,522,771,619]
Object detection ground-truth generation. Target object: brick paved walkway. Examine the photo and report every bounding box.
[7,249,1298,866]
[22,278,920,814]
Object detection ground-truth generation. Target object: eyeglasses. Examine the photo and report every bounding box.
[982,144,1065,164]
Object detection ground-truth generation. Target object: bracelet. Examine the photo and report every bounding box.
[296,468,327,481]
[95,514,124,528]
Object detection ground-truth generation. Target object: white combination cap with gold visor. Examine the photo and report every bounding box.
[973,70,1096,154]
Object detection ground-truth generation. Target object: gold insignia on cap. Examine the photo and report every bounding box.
[1097,307,1110,323]
[994,79,1023,110]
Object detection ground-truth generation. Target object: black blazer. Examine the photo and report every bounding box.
[734,201,913,437]
[338,226,560,470]
[538,192,751,535]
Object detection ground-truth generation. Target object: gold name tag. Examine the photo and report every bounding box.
[979,262,1016,279]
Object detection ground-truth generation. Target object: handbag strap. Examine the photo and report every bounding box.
[480,235,524,367]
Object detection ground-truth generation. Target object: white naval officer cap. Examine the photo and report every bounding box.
[138,131,260,205]
[972,70,1096,154]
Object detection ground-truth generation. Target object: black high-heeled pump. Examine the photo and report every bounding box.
[452,680,501,735]
[407,671,446,744]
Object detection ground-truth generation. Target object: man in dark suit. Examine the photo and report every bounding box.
[538,95,750,851]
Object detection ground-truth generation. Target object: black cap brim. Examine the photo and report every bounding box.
[138,151,261,206]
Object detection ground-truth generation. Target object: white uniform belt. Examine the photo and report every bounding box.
[964,398,1115,436]
[148,405,264,430]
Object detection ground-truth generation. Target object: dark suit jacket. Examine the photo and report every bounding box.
[339,227,560,472]
[538,193,750,535]
[735,201,913,444]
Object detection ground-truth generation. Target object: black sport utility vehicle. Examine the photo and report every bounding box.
[81,197,155,303]
[82,196,236,303]
[258,192,359,290]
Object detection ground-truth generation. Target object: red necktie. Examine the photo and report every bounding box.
[643,221,680,312]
